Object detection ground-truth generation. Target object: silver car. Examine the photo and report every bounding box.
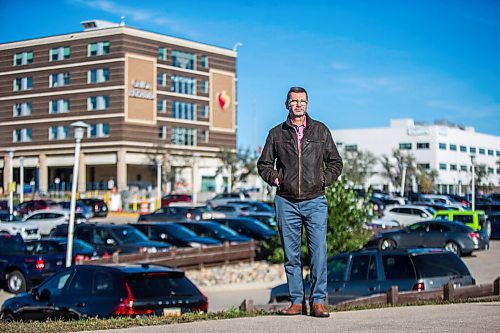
[23,209,87,236]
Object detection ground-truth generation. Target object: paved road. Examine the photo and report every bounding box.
[83,302,500,333]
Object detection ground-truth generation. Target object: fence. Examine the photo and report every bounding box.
[83,240,256,270]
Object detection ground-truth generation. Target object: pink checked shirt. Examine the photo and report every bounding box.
[274,117,307,186]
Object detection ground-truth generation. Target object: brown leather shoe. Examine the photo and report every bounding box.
[279,303,303,315]
[310,303,330,318]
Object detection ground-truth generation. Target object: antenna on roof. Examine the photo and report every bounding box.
[120,16,126,26]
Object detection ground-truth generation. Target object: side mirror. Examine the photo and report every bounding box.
[39,288,51,301]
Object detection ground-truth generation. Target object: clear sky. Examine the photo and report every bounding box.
[1,0,499,151]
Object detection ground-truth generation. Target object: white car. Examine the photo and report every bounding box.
[206,192,251,207]
[0,212,41,240]
[382,205,435,227]
[23,209,87,236]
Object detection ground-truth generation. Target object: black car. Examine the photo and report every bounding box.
[50,223,171,255]
[0,263,208,321]
[211,217,278,241]
[365,220,489,256]
[78,198,108,217]
[25,238,99,262]
[131,223,220,248]
[176,221,252,244]
[269,248,474,305]
[489,213,500,240]
[138,206,208,222]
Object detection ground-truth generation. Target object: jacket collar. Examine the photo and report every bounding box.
[285,113,313,129]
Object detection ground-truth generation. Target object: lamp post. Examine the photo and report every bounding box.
[19,156,24,204]
[66,121,89,267]
[470,155,476,211]
[400,162,407,198]
[156,157,162,210]
[7,149,15,216]
[192,153,200,205]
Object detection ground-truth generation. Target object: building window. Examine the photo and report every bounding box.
[201,175,216,192]
[158,47,167,61]
[438,143,447,150]
[87,96,110,111]
[417,163,430,170]
[171,127,196,146]
[200,55,208,68]
[88,123,110,138]
[470,147,476,154]
[416,142,429,149]
[171,75,197,95]
[399,143,412,150]
[158,99,167,113]
[13,102,32,117]
[201,105,209,118]
[14,51,33,66]
[460,145,467,152]
[450,164,457,171]
[479,148,485,155]
[439,163,447,170]
[158,73,167,87]
[488,167,494,174]
[13,77,32,91]
[88,68,109,83]
[49,72,70,87]
[50,47,70,61]
[201,129,209,143]
[450,144,457,151]
[49,99,70,114]
[497,150,500,157]
[88,41,110,56]
[487,149,494,156]
[49,126,70,140]
[172,101,196,120]
[13,128,32,143]
[158,126,167,139]
[460,165,468,171]
[172,50,196,70]
[345,145,358,152]
[201,80,208,94]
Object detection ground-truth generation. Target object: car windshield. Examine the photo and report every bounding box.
[0,235,26,253]
[162,224,199,238]
[424,207,436,215]
[56,239,95,252]
[126,273,199,298]
[0,213,22,222]
[202,223,239,239]
[234,218,272,233]
[110,227,149,243]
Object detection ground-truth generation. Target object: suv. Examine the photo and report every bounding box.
[206,192,251,208]
[0,264,207,320]
[382,205,435,226]
[161,194,192,207]
[14,200,61,218]
[78,198,108,217]
[269,248,474,305]
[434,210,491,238]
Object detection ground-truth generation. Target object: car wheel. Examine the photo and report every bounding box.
[6,270,26,294]
[379,238,396,250]
[444,241,461,256]
[1,313,16,322]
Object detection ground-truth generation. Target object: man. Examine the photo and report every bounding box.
[257,86,343,317]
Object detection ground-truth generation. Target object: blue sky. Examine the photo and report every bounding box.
[1,0,499,151]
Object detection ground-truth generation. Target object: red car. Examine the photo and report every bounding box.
[161,194,192,207]
[14,200,61,217]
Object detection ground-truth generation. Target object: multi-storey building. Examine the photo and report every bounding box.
[332,119,500,194]
[0,20,237,196]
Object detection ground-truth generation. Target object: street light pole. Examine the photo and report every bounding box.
[19,156,24,204]
[470,155,476,211]
[156,157,162,210]
[7,149,15,216]
[400,162,407,197]
[66,121,89,267]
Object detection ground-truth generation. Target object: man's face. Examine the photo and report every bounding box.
[287,92,308,118]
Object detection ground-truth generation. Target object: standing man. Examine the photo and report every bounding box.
[257,87,343,317]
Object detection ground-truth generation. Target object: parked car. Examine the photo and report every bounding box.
[78,198,108,217]
[161,194,192,207]
[176,221,252,244]
[365,220,489,256]
[211,217,278,241]
[0,212,40,240]
[412,202,460,212]
[138,206,216,222]
[227,200,275,213]
[131,223,220,247]
[489,213,500,240]
[14,200,61,217]
[25,238,100,263]
[60,201,94,219]
[475,203,500,216]
[0,263,208,321]
[206,192,251,208]
[214,202,276,225]
[50,223,171,255]
[269,248,475,305]
[433,210,490,238]
[23,209,87,236]
[382,205,435,226]
[0,234,65,294]
[0,201,8,211]
[420,194,465,209]
[212,204,255,218]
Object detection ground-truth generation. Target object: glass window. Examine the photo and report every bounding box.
[411,253,469,278]
[349,255,374,281]
[171,127,196,146]
[88,41,110,56]
[201,80,208,93]
[157,99,167,113]
[470,147,476,154]
[460,145,467,152]
[399,143,412,150]
[158,126,166,139]
[88,68,110,83]
[49,99,70,114]
[417,163,430,170]
[13,128,32,143]
[200,55,208,68]
[158,73,167,87]
[171,75,197,95]
[49,126,70,140]
[382,255,416,280]
[345,145,357,152]
[39,269,72,297]
[126,273,199,298]
[13,77,32,91]
[50,47,70,61]
[13,102,32,117]
[479,148,485,155]
[172,50,196,70]
[416,142,429,149]
[201,105,209,118]
[327,257,348,282]
[497,151,500,157]
[201,130,209,143]
[14,51,33,66]
[88,123,110,138]
[460,165,467,171]
[201,176,216,192]
[488,167,494,174]
[450,164,457,171]
[450,144,457,151]
[172,101,196,120]
[87,96,109,110]
[158,47,167,61]
[49,72,70,87]
[439,143,447,150]
[439,163,447,170]
[487,149,494,156]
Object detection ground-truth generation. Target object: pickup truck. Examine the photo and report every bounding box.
[0,234,65,294]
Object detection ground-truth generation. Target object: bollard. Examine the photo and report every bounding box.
[387,286,399,305]
[132,194,138,212]
[443,281,455,301]
[494,277,500,296]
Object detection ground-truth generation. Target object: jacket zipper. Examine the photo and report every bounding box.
[298,138,302,197]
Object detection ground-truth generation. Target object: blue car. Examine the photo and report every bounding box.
[177,221,252,244]
[211,217,277,241]
[131,223,221,247]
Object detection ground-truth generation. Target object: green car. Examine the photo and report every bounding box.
[433,210,491,238]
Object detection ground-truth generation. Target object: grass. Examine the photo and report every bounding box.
[1,296,499,333]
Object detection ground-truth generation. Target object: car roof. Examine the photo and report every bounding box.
[343,247,451,256]
[26,209,70,215]
[434,210,485,215]
[78,263,183,274]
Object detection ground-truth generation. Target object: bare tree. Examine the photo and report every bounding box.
[216,147,258,191]
[379,149,418,192]
[341,149,378,186]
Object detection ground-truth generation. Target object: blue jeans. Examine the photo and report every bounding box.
[274,194,328,306]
